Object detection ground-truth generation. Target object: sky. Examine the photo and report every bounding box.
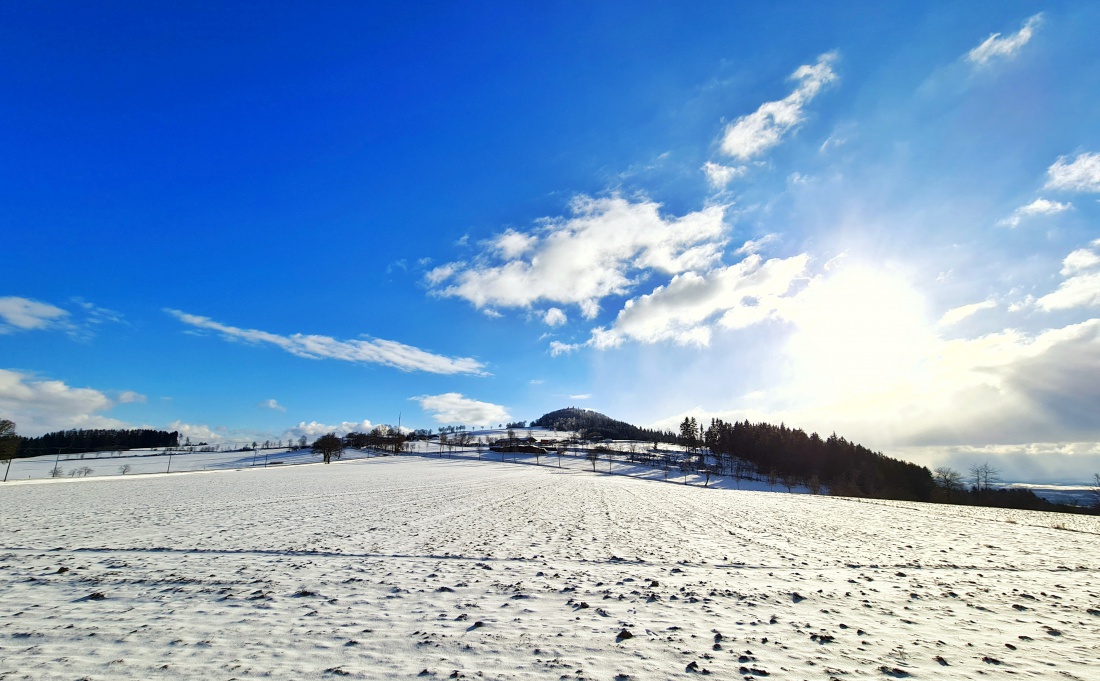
[4,2,1100,482]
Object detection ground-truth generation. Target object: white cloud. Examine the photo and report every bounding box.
[0,369,127,436]
[568,393,591,400]
[167,420,227,445]
[260,398,286,412]
[1036,242,1100,311]
[719,52,838,160]
[589,253,810,348]
[116,390,147,404]
[426,195,727,318]
[549,341,579,356]
[997,197,1072,228]
[0,296,70,334]
[702,162,747,189]
[733,235,779,256]
[413,393,510,425]
[543,307,567,327]
[493,229,538,259]
[966,13,1042,66]
[938,300,997,327]
[285,419,374,440]
[425,262,464,286]
[1046,152,1100,193]
[166,310,487,376]
[1061,245,1100,276]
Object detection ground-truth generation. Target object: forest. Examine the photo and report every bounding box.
[11,428,179,458]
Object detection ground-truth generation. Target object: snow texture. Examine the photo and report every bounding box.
[1,456,1098,679]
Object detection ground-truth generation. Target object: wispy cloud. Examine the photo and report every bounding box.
[0,296,70,334]
[412,393,510,425]
[1046,152,1100,193]
[719,52,838,160]
[966,13,1042,66]
[996,198,1072,228]
[702,161,747,190]
[938,300,997,327]
[259,398,286,412]
[425,195,727,319]
[166,310,487,375]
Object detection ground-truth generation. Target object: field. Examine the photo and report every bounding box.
[2,456,1098,680]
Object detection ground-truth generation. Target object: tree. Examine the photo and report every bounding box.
[313,433,343,464]
[968,462,1001,499]
[119,464,132,475]
[1091,472,1100,509]
[1,419,18,482]
[933,467,964,502]
[585,448,600,472]
[679,417,699,452]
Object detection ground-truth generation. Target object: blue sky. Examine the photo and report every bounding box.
[4,2,1100,480]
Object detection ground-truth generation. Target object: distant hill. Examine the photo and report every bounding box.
[530,407,1095,513]
[531,407,678,444]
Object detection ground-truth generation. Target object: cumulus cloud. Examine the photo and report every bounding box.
[167,420,228,445]
[1031,241,1100,312]
[966,13,1042,66]
[426,195,727,318]
[938,300,997,327]
[166,310,486,376]
[543,308,567,327]
[1046,152,1100,193]
[719,52,838,160]
[0,296,70,334]
[702,162,747,189]
[1061,243,1100,276]
[589,253,810,349]
[996,198,1072,228]
[259,398,286,412]
[0,369,128,436]
[413,393,510,425]
[285,419,374,440]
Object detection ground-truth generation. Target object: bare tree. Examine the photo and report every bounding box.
[933,466,964,501]
[585,448,599,472]
[50,465,64,478]
[968,462,1001,497]
[555,442,566,468]
[807,474,822,495]
[119,464,132,475]
[1091,472,1100,508]
[312,433,343,464]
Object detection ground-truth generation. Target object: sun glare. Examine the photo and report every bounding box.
[784,266,937,395]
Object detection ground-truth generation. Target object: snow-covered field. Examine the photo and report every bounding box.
[2,456,1098,680]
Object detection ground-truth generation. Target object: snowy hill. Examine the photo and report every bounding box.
[1,456,1098,679]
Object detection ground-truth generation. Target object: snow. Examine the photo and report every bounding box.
[2,455,1098,679]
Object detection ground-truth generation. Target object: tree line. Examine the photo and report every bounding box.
[7,425,180,457]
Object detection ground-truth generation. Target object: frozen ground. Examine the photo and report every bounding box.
[1,456,1098,680]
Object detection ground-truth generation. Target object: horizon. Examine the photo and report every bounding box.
[4,2,1100,483]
